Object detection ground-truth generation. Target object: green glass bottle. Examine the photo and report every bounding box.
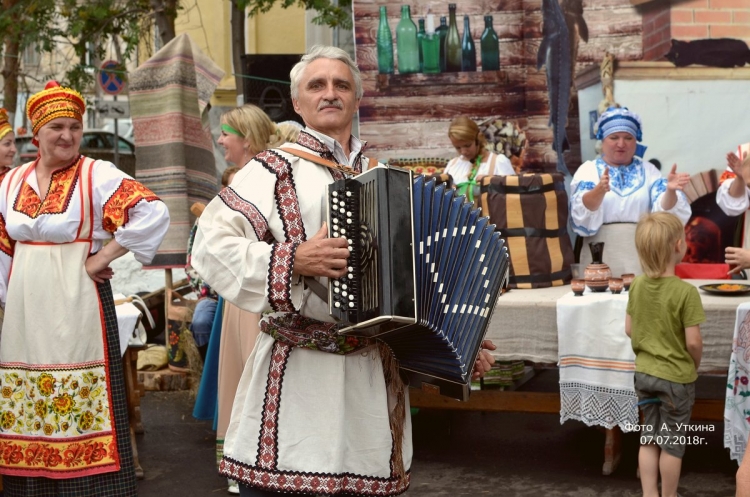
[417,18,426,73]
[461,15,476,71]
[396,5,419,74]
[435,16,448,72]
[376,6,394,74]
[445,4,461,72]
[480,15,500,71]
[421,14,441,74]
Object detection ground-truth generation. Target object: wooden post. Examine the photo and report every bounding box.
[164,268,173,335]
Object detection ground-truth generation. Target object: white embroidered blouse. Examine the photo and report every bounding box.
[443,152,515,185]
[0,157,170,304]
[569,157,691,237]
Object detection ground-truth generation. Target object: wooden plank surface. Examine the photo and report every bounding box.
[354,0,645,172]
[409,388,724,421]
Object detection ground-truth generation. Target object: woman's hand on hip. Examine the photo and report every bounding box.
[666,164,690,191]
[85,253,114,283]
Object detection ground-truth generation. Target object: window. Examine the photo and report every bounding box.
[22,43,40,67]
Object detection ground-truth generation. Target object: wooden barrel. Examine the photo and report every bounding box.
[478,173,574,289]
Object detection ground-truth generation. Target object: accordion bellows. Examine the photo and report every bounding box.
[478,173,574,289]
[327,167,510,400]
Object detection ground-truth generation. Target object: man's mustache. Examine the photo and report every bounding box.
[318,100,343,111]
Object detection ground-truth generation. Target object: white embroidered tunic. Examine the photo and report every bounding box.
[443,151,515,185]
[192,130,413,495]
[569,157,691,237]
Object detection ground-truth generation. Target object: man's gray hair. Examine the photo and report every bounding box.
[290,45,363,100]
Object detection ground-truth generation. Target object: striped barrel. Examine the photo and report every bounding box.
[478,173,574,289]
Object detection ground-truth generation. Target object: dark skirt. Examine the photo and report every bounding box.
[3,281,137,497]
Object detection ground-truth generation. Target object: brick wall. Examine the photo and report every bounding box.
[642,0,750,60]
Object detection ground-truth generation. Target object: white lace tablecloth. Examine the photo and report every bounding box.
[556,288,638,431]
[724,302,750,463]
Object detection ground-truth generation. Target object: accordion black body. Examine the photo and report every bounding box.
[327,166,509,401]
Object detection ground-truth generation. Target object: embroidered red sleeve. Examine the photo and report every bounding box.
[102,179,160,234]
[0,212,15,258]
[720,170,736,185]
[267,242,299,312]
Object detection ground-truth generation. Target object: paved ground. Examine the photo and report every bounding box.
[136,372,738,497]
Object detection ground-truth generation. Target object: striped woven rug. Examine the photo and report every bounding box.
[130,33,225,268]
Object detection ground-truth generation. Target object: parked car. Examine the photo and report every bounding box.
[102,118,134,142]
[15,130,136,177]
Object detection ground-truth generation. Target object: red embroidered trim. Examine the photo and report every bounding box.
[296,131,330,156]
[219,459,410,496]
[102,179,160,234]
[720,170,736,185]
[0,213,14,258]
[255,150,305,243]
[14,159,80,218]
[267,243,298,313]
[295,131,365,174]
[218,187,270,242]
[256,341,291,470]
[220,339,409,494]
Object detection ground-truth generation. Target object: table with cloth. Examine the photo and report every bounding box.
[409,279,742,474]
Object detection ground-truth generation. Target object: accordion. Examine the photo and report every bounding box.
[327,165,509,401]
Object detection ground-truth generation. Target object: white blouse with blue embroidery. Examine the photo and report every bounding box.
[569,157,691,237]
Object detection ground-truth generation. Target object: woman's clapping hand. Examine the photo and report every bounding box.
[666,164,690,191]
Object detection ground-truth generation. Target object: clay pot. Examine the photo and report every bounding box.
[621,273,635,291]
[584,263,612,293]
[571,279,586,296]
[609,277,624,294]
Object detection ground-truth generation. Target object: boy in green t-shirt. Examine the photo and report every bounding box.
[627,212,705,497]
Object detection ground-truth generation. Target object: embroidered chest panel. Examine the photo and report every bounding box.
[14,160,80,218]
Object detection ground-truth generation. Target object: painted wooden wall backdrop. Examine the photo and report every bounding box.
[354,0,645,173]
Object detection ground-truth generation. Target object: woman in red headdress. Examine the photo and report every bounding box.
[0,108,16,182]
[0,81,169,496]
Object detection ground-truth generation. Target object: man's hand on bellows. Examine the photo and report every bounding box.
[472,340,496,380]
[294,223,350,279]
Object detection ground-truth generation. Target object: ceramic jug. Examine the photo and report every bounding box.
[584,242,612,292]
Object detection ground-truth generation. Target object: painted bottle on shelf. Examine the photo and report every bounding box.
[461,15,477,71]
[421,13,441,74]
[480,15,500,71]
[417,18,426,73]
[444,4,462,72]
[396,5,419,74]
[376,6,394,74]
[435,16,449,72]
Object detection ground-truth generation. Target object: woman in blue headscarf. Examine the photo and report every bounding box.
[569,107,692,275]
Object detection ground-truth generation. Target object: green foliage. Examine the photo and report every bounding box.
[237,0,352,30]
[1,0,181,93]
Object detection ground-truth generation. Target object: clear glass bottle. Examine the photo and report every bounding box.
[421,14,441,74]
[417,18,426,73]
[461,15,476,72]
[396,5,419,74]
[435,16,449,72]
[445,4,462,73]
[376,6,394,74]
[480,15,500,71]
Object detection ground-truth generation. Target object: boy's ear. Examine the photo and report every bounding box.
[675,237,684,253]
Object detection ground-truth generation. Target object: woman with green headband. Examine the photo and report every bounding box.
[218,104,279,167]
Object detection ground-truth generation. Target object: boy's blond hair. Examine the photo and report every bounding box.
[634,212,684,278]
